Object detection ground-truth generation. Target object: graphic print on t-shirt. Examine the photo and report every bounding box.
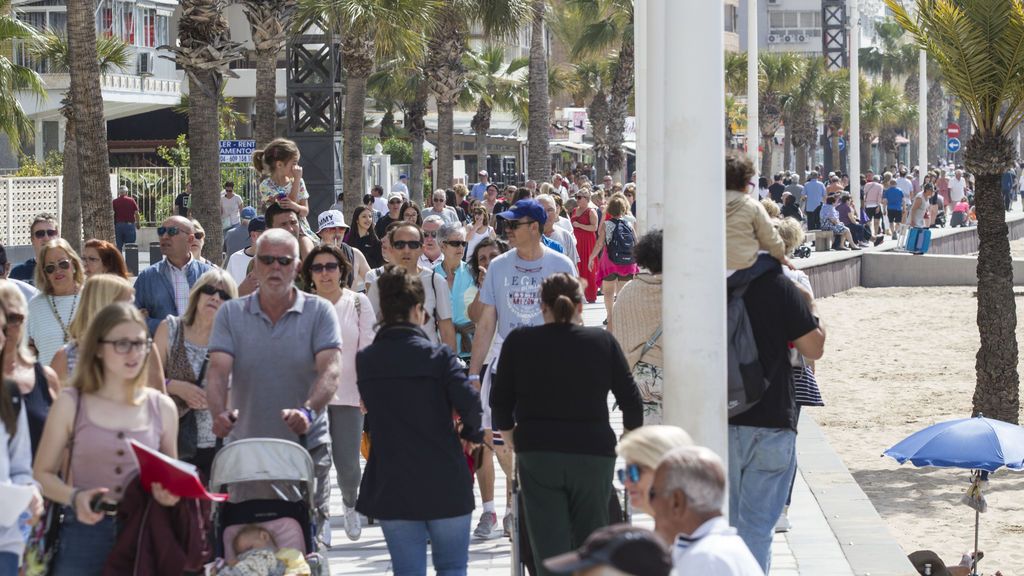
[505,263,544,328]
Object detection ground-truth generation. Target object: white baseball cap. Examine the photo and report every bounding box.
[317,209,349,233]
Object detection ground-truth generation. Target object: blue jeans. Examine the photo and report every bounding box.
[0,552,18,576]
[379,513,472,576]
[728,425,797,574]
[51,507,118,576]
[115,222,136,251]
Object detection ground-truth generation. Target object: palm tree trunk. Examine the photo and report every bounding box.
[830,131,840,172]
[783,128,793,172]
[605,21,634,179]
[860,134,872,174]
[436,99,455,190]
[796,143,808,176]
[343,74,368,215]
[760,134,773,178]
[472,100,491,178]
[965,134,1019,424]
[68,0,113,243]
[407,82,428,206]
[61,114,81,252]
[254,49,278,148]
[189,72,223,263]
[527,0,550,183]
[928,80,945,162]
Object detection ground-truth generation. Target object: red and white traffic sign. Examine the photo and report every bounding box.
[948,123,961,138]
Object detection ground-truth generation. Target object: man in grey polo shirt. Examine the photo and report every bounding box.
[207,228,342,542]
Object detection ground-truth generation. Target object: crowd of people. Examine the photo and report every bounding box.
[0,137,835,576]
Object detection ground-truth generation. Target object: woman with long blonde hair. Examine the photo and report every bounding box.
[34,303,180,576]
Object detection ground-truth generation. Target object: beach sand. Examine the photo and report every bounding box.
[813,286,1024,575]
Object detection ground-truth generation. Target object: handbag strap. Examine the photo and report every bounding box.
[639,325,663,363]
[63,389,83,482]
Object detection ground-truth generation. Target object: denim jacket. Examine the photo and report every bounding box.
[134,257,213,334]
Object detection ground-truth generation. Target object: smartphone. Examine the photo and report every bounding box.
[90,493,117,514]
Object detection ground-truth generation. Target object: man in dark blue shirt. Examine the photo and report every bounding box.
[1002,167,1016,211]
[883,182,905,239]
[9,213,59,286]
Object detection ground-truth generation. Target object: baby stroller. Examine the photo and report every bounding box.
[209,438,329,575]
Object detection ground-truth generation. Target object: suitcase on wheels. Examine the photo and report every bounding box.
[906,227,932,254]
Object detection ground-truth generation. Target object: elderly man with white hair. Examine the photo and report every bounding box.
[536,193,580,272]
[207,228,343,545]
[652,446,763,576]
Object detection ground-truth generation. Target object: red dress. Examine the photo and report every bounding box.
[572,207,599,303]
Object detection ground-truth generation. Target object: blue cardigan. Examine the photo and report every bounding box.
[134,257,213,334]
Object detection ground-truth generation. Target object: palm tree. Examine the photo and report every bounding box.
[425,0,529,190]
[162,0,245,263]
[815,68,849,172]
[173,90,247,139]
[860,20,916,85]
[298,0,434,215]
[724,51,747,95]
[368,58,430,204]
[527,0,550,183]
[0,4,44,148]
[31,32,129,252]
[888,0,1022,424]
[569,0,633,180]
[240,0,298,148]
[462,46,528,177]
[781,55,822,175]
[858,80,902,173]
[757,52,804,177]
[67,0,115,243]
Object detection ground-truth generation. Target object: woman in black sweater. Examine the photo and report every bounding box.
[355,265,482,575]
[491,273,642,576]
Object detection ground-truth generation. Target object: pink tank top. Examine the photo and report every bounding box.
[68,388,164,502]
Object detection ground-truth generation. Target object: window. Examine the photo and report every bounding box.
[141,8,156,47]
[800,11,821,29]
[156,14,169,47]
[123,6,135,44]
[768,10,799,30]
[724,4,738,33]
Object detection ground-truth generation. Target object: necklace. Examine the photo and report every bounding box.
[47,292,77,343]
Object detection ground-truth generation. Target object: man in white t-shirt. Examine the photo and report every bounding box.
[895,169,915,210]
[220,182,244,232]
[224,216,266,285]
[370,184,388,215]
[653,446,764,576]
[390,174,410,199]
[949,169,967,203]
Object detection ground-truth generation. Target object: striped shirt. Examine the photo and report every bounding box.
[27,292,81,366]
[168,259,191,316]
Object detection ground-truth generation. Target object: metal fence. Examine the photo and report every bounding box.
[113,166,261,226]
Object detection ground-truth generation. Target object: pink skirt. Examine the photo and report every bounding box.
[597,250,639,282]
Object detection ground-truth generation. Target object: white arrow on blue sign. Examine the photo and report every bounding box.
[838,137,846,152]
[947,137,961,153]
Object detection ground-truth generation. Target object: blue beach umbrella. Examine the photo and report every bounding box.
[883,415,1024,575]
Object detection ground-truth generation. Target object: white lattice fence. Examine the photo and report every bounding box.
[2,177,62,246]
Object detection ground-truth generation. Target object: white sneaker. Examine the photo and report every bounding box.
[473,512,498,539]
[774,511,791,533]
[502,513,514,537]
[344,506,362,541]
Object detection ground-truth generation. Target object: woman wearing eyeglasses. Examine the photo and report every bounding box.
[189,219,214,265]
[81,239,129,279]
[26,239,84,367]
[434,224,474,360]
[571,188,600,303]
[153,269,237,479]
[300,244,375,541]
[34,302,180,576]
[615,425,693,516]
[490,274,642,575]
[0,282,59,456]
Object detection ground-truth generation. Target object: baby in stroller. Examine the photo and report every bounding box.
[212,524,311,576]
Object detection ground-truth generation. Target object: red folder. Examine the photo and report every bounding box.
[128,439,228,502]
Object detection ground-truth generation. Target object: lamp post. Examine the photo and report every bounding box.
[747,0,759,174]
[919,49,928,186]
[849,0,860,210]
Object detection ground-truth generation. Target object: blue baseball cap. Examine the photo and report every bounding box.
[496,199,546,226]
[247,216,266,233]
[241,206,257,220]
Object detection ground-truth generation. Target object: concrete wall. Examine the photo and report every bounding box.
[862,252,1024,287]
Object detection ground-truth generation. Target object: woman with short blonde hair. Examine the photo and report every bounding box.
[27,239,84,367]
[615,425,693,516]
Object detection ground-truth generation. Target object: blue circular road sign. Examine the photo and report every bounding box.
[838,137,846,152]
[947,137,962,153]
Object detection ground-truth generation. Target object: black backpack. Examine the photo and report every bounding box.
[606,219,636,265]
[727,279,772,417]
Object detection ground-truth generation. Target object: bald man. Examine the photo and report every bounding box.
[134,215,214,333]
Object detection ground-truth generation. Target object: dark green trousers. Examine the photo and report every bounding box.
[518,451,615,576]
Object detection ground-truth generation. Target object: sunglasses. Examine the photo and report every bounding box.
[444,240,468,248]
[43,260,71,275]
[198,284,232,300]
[505,219,534,231]
[193,232,205,240]
[99,338,153,355]
[5,313,24,326]
[33,229,59,239]
[392,240,422,250]
[157,226,182,237]
[433,198,445,203]
[423,231,438,238]
[256,255,295,266]
[616,463,643,485]
[389,199,402,205]
[310,262,340,273]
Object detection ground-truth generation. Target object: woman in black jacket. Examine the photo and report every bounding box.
[355,265,483,576]
[492,273,642,576]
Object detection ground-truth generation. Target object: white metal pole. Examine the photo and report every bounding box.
[642,1,666,230]
[747,0,759,174]
[849,0,861,212]
[919,49,928,186]
[635,0,648,234]
[660,0,728,466]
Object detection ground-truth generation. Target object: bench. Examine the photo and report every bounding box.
[809,230,834,252]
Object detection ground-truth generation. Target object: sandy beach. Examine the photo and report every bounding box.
[813,285,1024,575]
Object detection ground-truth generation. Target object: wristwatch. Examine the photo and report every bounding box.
[301,405,317,423]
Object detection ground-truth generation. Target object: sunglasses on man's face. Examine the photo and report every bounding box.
[422,231,438,239]
[444,240,468,248]
[389,199,402,205]
[157,226,182,237]
[193,232,205,240]
[198,284,232,301]
[256,255,295,266]
[392,240,422,250]
[33,229,58,240]
[616,463,643,484]
[310,262,340,273]
[505,219,534,231]
[43,260,71,275]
